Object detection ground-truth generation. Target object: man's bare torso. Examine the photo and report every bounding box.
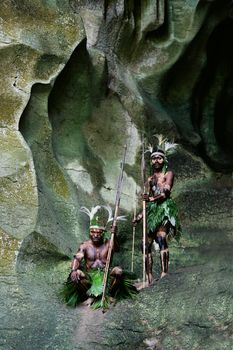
[78,239,110,270]
[148,170,174,195]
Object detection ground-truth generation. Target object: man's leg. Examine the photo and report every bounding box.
[63,271,91,306]
[110,266,123,295]
[146,250,153,284]
[156,230,169,278]
[160,248,169,278]
[142,234,154,284]
[110,266,123,278]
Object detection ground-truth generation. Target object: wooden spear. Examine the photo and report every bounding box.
[101,145,127,311]
[141,136,151,287]
[131,187,137,272]
[141,137,147,287]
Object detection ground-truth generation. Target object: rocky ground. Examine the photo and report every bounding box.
[1,221,232,350]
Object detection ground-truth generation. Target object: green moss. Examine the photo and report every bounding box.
[0,93,25,128]
[0,230,21,273]
[46,163,70,199]
[83,96,128,162]
[34,54,64,81]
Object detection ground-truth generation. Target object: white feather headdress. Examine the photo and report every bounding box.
[80,205,104,229]
[80,205,127,229]
[102,205,127,224]
[146,134,178,157]
[79,205,101,220]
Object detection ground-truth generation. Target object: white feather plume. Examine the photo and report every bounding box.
[150,134,178,155]
[107,215,127,222]
[80,205,127,226]
[102,205,113,223]
[145,143,153,154]
[154,134,167,146]
[116,215,127,221]
[80,205,101,219]
[102,205,127,223]
[164,141,178,154]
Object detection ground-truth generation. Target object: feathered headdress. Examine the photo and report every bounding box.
[102,205,127,224]
[147,134,178,158]
[80,205,127,230]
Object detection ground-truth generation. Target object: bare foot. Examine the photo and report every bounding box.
[109,297,116,305]
[148,273,153,284]
[82,297,94,306]
[134,281,150,290]
[160,272,168,279]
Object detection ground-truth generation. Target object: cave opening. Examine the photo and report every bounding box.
[207,18,233,158]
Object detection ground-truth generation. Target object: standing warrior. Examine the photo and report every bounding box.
[133,136,181,282]
[61,205,137,309]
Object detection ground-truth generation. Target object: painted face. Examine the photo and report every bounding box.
[90,228,104,243]
[151,155,164,169]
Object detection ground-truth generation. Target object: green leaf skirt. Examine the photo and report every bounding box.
[59,269,138,309]
[147,198,181,240]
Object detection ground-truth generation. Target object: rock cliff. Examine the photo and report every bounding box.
[0,1,232,349]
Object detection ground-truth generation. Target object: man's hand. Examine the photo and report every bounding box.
[70,269,85,282]
[142,193,149,201]
[132,212,143,226]
[148,193,166,202]
[110,225,117,234]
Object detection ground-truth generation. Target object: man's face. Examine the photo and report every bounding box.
[90,228,104,244]
[151,155,164,169]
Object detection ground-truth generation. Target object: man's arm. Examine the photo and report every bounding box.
[70,244,86,282]
[162,170,174,197]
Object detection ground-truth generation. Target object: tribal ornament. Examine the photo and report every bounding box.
[146,134,178,173]
[147,134,178,158]
[80,205,127,230]
[80,205,104,229]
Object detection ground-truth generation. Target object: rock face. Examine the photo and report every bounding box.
[0,1,232,349]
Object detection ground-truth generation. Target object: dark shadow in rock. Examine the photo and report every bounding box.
[208,18,233,158]
[16,231,67,271]
[145,0,169,42]
[19,83,81,256]
[48,38,107,190]
[159,0,233,171]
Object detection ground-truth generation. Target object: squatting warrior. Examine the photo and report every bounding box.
[133,135,181,283]
[61,205,138,309]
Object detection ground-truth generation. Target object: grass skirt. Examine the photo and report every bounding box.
[60,269,138,309]
[147,198,181,240]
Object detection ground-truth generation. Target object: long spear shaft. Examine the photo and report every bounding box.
[131,187,137,272]
[101,145,127,310]
[141,138,146,287]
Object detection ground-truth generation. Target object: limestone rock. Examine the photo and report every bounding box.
[0,1,232,349]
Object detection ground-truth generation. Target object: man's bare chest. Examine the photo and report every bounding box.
[150,173,167,192]
[86,243,109,261]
